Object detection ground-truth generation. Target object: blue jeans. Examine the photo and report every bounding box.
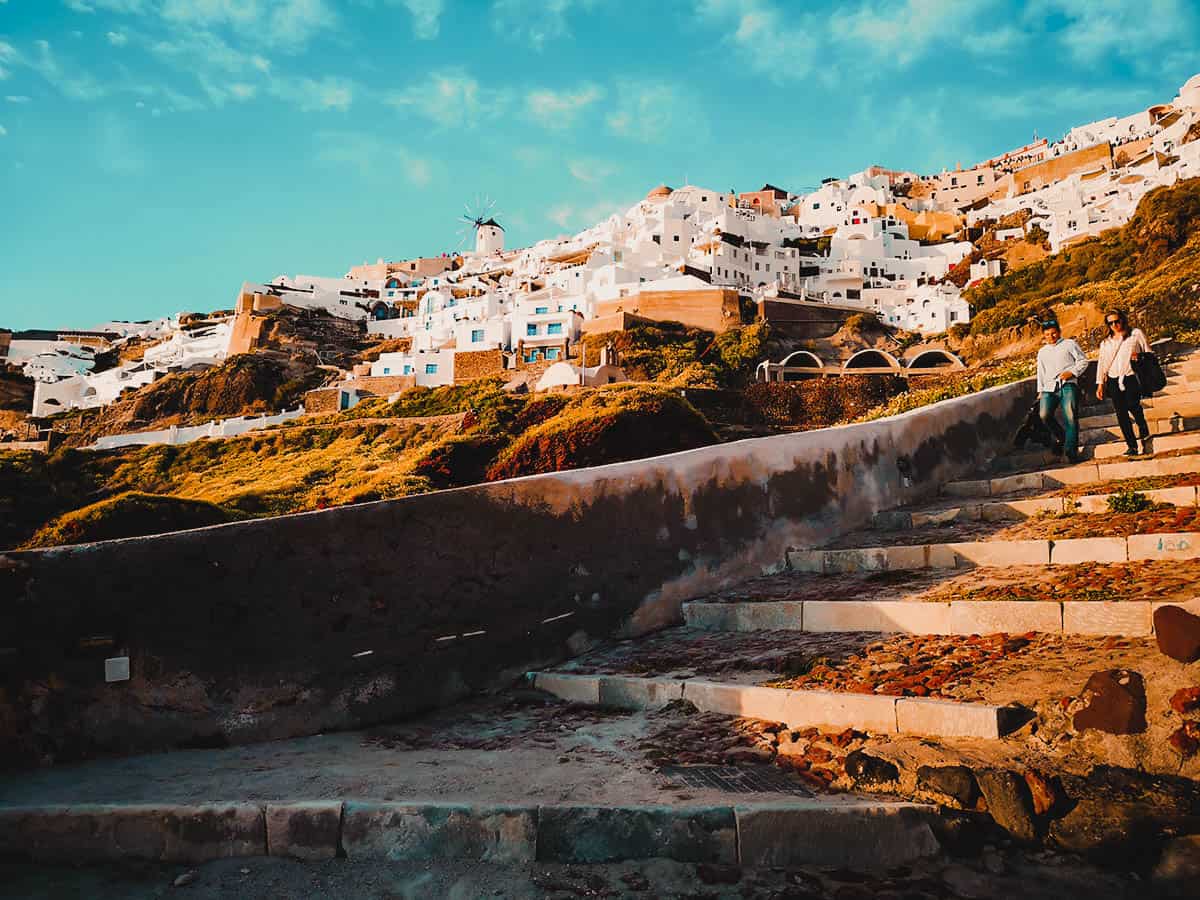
[1039,382,1079,458]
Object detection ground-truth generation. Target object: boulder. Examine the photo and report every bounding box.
[1154,605,1200,663]
[975,769,1037,842]
[1153,834,1200,891]
[1072,669,1147,735]
[916,765,980,810]
[1168,722,1200,759]
[1169,686,1200,715]
[1049,766,1200,866]
[1022,770,1065,817]
[844,750,899,788]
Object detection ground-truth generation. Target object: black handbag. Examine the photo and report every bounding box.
[1133,351,1168,394]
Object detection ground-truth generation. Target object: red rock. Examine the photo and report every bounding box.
[1022,770,1063,816]
[723,746,775,764]
[1169,686,1200,716]
[1154,605,1200,663]
[806,745,833,764]
[831,728,855,748]
[1168,722,1200,759]
[1072,669,1147,735]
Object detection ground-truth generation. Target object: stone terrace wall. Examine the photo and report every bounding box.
[0,379,1034,767]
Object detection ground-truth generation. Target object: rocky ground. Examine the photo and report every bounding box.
[1,847,1172,900]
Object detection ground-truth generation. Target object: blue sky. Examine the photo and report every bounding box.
[1,0,1197,331]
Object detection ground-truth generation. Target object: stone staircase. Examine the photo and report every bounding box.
[530,347,1200,856]
[7,351,1199,881]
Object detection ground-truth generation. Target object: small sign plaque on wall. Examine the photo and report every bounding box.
[104,657,130,683]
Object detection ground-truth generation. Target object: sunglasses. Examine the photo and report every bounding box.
[1106,319,1122,326]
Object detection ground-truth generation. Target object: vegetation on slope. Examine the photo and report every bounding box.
[60,353,326,447]
[2,381,717,548]
[965,177,1200,337]
[580,321,770,388]
[23,492,246,548]
[487,384,717,479]
[855,360,1036,422]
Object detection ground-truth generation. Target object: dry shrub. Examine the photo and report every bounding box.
[487,384,716,481]
[743,376,907,429]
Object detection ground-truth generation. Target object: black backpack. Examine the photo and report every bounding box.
[1133,351,1168,394]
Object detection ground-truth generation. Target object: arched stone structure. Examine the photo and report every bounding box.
[842,349,901,372]
[907,349,966,370]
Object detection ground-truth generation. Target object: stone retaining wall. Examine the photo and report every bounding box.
[0,378,1033,766]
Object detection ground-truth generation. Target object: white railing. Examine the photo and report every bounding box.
[91,407,306,451]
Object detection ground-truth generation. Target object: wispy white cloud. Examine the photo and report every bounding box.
[314,130,436,186]
[94,111,147,174]
[491,0,593,50]
[65,0,150,11]
[400,0,443,39]
[986,84,1159,121]
[27,39,109,101]
[1036,0,1197,71]
[0,41,17,80]
[567,158,615,184]
[606,81,705,143]
[106,31,129,46]
[548,203,575,228]
[385,70,511,127]
[698,0,1011,82]
[0,125,7,137]
[67,0,335,51]
[5,95,31,103]
[268,75,353,112]
[525,84,602,130]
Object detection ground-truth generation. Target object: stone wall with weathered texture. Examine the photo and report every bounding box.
[0,379,1034,767]
[453,348,506,383]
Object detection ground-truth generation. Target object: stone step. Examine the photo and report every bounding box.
[996,429,1200,471]
[943,452,1200,498]
[1078,392,1200,421]
[1079,415,1200,446]
[787,531,1200,574]
[1078,407,1200,430]
[873,485,1198,530]
[0,798,940,870]
[683,597,1164,637]
[530,672,1020,740]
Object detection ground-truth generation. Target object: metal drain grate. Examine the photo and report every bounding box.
[658,765,812,796]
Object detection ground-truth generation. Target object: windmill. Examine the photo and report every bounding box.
[456,195,505,257]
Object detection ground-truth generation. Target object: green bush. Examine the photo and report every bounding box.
[1106,490,1154,514]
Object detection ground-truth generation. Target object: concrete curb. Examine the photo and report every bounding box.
[0,799,940,869]
[684,598,1155,637]
[0,803,265,864]
[735,801,940,869]
[783,531,1200,575]
[530,672,1014,740]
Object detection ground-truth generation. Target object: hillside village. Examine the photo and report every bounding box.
[12,45,1200,896]
[4,73,1200,438]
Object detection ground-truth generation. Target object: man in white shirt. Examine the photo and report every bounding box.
[1036,320,1090,462]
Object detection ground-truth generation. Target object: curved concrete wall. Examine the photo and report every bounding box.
[0,378,1034,767]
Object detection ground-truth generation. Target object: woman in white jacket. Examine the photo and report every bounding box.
[1095,310,1151,457]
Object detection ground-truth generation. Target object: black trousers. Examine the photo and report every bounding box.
[1107,375,1150,449]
